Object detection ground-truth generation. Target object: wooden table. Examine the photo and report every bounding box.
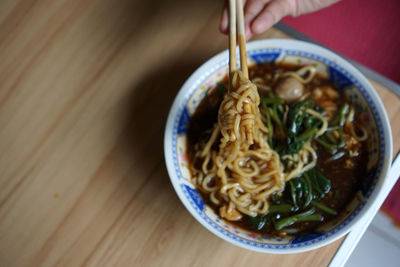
[0,1,399,266]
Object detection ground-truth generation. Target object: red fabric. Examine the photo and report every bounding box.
[281,0,400,84]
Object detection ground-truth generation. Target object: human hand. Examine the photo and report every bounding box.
[220,0,340,40]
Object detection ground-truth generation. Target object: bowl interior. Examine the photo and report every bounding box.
[164,39,392,253]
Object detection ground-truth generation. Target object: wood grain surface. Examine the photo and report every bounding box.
[0,0,399,266]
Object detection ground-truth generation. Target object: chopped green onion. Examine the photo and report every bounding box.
[303,174,313,208]
[296,213,323,223]
[274,209,316,230]
[261,97,285,105]
[311,200,338,215]
[308,170,324,196]
[268,204,293,214]
[330,103,349,127]
[272,104,282,127]
[247,216,267,230]
[315,170,331,194]
[298,127,318,141]
[316,138,337,154]
[325,132,337,144]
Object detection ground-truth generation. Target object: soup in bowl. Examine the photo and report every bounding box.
[164,39,392,253]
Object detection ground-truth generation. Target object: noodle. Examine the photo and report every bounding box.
[346,107,368,142]
[282,142,317,181]
[191,70,284,219]
[252,77,271,91]
[282,65,317,84]
[306,108,328,137]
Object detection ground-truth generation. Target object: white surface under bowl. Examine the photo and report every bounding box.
[164,39,393,253]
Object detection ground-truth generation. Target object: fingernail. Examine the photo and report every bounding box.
[252,21,265,34]
[221,18,228,32]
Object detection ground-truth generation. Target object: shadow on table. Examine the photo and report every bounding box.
[86,0,223,217]
[117,57,207,205]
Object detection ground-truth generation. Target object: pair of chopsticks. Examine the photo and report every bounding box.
[229,0,248,79]
[228,0,254,144]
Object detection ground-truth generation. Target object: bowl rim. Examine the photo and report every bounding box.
[164,38,393,253]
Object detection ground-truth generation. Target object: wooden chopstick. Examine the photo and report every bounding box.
[229,0,248,78]
[236,0,248,79]
[229,0,237,75]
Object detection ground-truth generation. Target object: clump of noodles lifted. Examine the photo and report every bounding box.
[191,70,284,220]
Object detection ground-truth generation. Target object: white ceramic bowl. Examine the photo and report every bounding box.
[164,39,392,253]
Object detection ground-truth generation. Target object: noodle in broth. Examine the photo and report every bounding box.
[189,63,367,234]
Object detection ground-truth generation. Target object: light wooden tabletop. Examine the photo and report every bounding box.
[0,0,399,266]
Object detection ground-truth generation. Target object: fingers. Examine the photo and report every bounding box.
[244,0,271,26]
[251,0,290,34]
[220,0,229,34]
[244,0,271,39]
[220,0,287,38]
[221,0,338,38]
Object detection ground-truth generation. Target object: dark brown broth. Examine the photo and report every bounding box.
[187,62,368,236]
